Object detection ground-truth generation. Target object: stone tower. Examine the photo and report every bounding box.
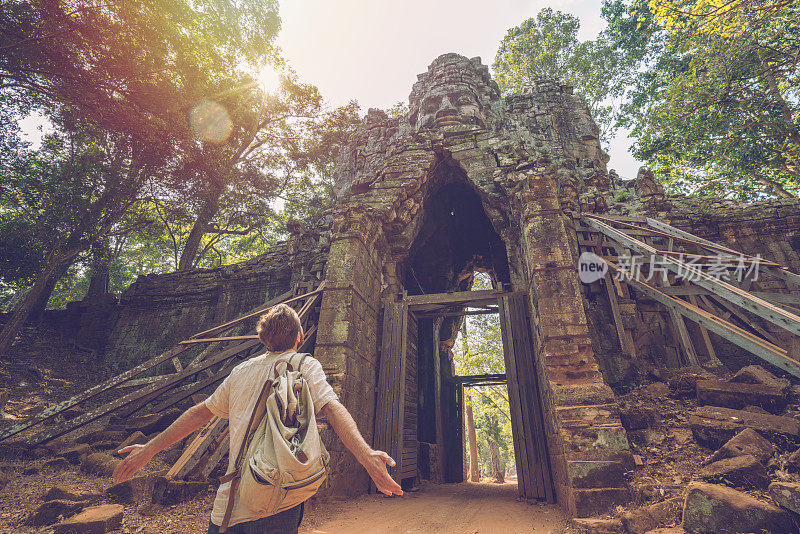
[316,53,630,515]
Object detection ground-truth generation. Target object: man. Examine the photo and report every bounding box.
[113,303,403,533]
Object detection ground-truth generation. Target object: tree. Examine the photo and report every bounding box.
[493,8,632,139]
[603,0,800,199]
[0,0,280,149]
[0,0,291,349]
[0,114,157,354]
[149,96,359,271]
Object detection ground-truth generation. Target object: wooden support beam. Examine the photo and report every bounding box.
[455,373,507,384]
[604,260,800,378]
[188,284,322,340]
[0,344,192,443]
[603,273,635,357]
[25,338,261,445]
[199,433,230,480]
[115,374,179,389]
[683,288,720,366]
[166,417,227,480]
[413,308,499,319]
[708,295,781,346]
[585,216,800,338]
[180,335,257,345]
[667,305,700,366]
[646,218,800,288]
[404,290,508,308]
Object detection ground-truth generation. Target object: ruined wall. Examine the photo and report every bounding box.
[61,225,330,370]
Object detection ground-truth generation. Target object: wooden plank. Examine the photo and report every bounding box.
[166,417,226,480]
[151,325,316,416]
[508,295,540,499]
[405,290,507,308]
[180,335,258,345]
[413,308,499,319]
[189,286,319,340]
[667,306,700,366]
[508,293,553,502]
[708,295,781,345]
[455,373,507,384]
[751,292,800,306]
[605,260,800,378]
[116,374,180,388]
[604,272,634,357]
[402,310,418,483]
[26,338,262,445]
[585,216,800,337]
[185,424,230,481]
[395,304,408,480]
[432,317,446,483]
[684,289,719,365]
[498,296,530,500]
[199,431,230,480]
[646,218,800,287]
[148,357,242,414]
[0,343,192,443]
[372,302,395,490]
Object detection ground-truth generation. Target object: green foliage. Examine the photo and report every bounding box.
[493,8,632,139]
[0,0,364,311]
[603,0,800,199]
[454,273,513,477]
[615,190,633,201]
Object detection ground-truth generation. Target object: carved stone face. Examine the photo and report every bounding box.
[408,55,498,133]
[413,83,486,132]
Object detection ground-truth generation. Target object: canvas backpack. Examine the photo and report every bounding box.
[218,352,329,532]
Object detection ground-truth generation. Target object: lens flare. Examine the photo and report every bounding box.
[189,100,232,143]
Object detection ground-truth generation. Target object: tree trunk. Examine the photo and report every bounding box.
[489,436,504,483]
[28,262,69,322]
[466,403,480,482]
[178,180,224,271]
[85,239,111,298]
[0,254,76,355]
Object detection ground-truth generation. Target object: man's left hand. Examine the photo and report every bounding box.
[361,449,403,496]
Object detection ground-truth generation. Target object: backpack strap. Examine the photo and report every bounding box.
[291,352,311,375]
[218,373,274,533]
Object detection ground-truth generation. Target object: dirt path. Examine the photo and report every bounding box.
[301,482,568,534]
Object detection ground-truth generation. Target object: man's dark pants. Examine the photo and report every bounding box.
[207,503,304,534]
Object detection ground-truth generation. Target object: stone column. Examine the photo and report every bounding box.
[517,171,631,517]
[314,207,387,497]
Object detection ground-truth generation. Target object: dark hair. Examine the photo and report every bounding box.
[256,304,302,352]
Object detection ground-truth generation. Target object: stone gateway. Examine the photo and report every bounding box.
[38,53,800,519]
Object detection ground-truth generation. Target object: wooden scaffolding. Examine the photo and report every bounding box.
[0,281,326,482]
[574,214,800,378]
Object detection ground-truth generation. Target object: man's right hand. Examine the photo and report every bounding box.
[113,443,155,483]
[361,449,403,496]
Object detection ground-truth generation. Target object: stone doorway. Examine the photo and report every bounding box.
[315,53,631,516]
[373,290,555,501]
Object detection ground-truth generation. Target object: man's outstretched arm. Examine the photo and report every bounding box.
[319,399,403,496]
[112,402,215,483]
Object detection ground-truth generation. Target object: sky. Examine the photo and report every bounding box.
[276,0,643,179]
[19,0,642,179]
